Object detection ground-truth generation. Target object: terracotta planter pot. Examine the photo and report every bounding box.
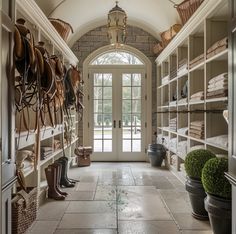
[204,193,231,234]
[185,177,209,220]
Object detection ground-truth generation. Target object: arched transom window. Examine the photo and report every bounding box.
[91,51,144,65]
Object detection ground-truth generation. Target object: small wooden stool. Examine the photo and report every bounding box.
[74,146,92,167]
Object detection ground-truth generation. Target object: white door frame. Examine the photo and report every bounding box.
[83,45,152,161]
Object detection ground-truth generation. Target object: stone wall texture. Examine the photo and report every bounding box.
[71,25,158,143]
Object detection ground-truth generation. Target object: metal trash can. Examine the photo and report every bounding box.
[148,143,166,167]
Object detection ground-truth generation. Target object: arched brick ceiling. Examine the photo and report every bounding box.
[35,0,182,46]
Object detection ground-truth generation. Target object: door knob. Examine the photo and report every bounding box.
[113,120,116,128]
[119,120,121,128]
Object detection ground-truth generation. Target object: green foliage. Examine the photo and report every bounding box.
[202,158,231,199]
[184,149,216,180]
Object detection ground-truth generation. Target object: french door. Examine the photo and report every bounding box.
[89,67,146,161]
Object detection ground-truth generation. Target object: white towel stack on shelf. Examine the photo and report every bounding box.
[207,73,228,99]
[207,134,228,148]
[189,121,205,140]
[190,91,204,102]
[177,141,188,159]
[169,117,177,132]
[169,138,177,153]
[177,127,188,135]
[178,58,188,76]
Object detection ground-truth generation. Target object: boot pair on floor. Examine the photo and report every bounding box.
[45,157,77,200]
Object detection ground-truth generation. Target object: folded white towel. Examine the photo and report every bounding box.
[208,79,228,89]
[209,73,228,84]
[190,91,204,99]
[207,85,228,93]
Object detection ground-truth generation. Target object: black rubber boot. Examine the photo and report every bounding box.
[56,158,75,188]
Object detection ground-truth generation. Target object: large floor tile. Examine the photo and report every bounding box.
[173,213,211,230]
[163,197,192,213]
[118,220,180,234]
[118,195,172,220]
[58,213,117,229]
[79,176,99,182]
[27,221,59,234]
[54,229,117,234]
[76,182,97,191]
[65,191,95,201]
[37,201,69,221]
[94,185,116,200]
[66,201,116,213]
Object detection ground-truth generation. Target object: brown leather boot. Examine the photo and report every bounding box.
[52,162,68,196]
[45,165,65,200]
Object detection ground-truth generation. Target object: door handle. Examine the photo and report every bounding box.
[113,120,116,128]
[119,120,121,128]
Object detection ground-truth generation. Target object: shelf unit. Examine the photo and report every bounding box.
[15,0,80,204]
[156,0,229,183]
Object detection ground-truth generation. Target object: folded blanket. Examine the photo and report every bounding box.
[208,79,228,89]
[177,127,188,135]
[207,88,228,97]
[209,73,228,84]
[191,91,204,99]
[190,120,204,127]
[190,125,204,131]
[207,134,228,148]
[189,132,204,139]
[207,85,228,93]
[178,98,188,104]
[190,128,204,136]
[207,45,228,59]
[207,37,228,54]
[207,93,228,99]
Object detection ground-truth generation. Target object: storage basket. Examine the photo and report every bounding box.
[174,0,204,25]
[153,42,163,55]
[74,146,92,167]
[48,18,73,41]
[161,24,182,47]
[12,187,38,234]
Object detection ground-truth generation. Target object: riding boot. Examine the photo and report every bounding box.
[45,165,65,200]
[59,156,78,183]
[51,163,68,196]
[56,159,75,188]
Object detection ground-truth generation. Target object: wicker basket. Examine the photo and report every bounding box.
[153,42,163,55]
[48,18,73,41]
[175,0,204,25]
[12,187,38,234]
[161,24,182,47]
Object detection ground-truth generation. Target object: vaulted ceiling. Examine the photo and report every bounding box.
[35,0,183,46]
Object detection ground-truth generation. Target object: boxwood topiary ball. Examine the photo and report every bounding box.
[184,149,216,180]
[202,157,231,199]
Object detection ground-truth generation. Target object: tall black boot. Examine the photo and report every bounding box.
[56,158,75,188]
[59,156,78,183]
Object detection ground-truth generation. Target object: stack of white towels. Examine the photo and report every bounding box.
[190,91,204,102]
[207,73,228,99]
[169,117,177,132]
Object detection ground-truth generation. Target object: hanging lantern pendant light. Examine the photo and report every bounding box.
[107,1,127,47]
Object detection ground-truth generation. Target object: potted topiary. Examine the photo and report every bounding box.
[184,149,216,220]
[202,157,231,234]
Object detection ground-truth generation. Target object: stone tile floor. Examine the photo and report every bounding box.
[26,163,213,234]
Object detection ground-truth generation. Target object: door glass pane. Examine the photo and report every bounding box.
[122,100,131,113]
[123,127,132,139]
[94,87,102,99]
[123,140,131,152]
[132,100,141,113]
[132,87,141,99]
[103,87,112,99]
[94,73,103,86]
[123,87,131,99]
[132,140,141,152]
[132,114,141,126]
[94,140,103,152]
[132,127,141,139]
[93,73,112,152]
[103,74,112,86]
[132,74,141,86]
[104,140,112,152]
[103,100,112,113]
[123,74,131,86]
[123,114,131,126]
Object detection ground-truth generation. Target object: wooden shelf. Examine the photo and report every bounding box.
[39,149,63,166]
